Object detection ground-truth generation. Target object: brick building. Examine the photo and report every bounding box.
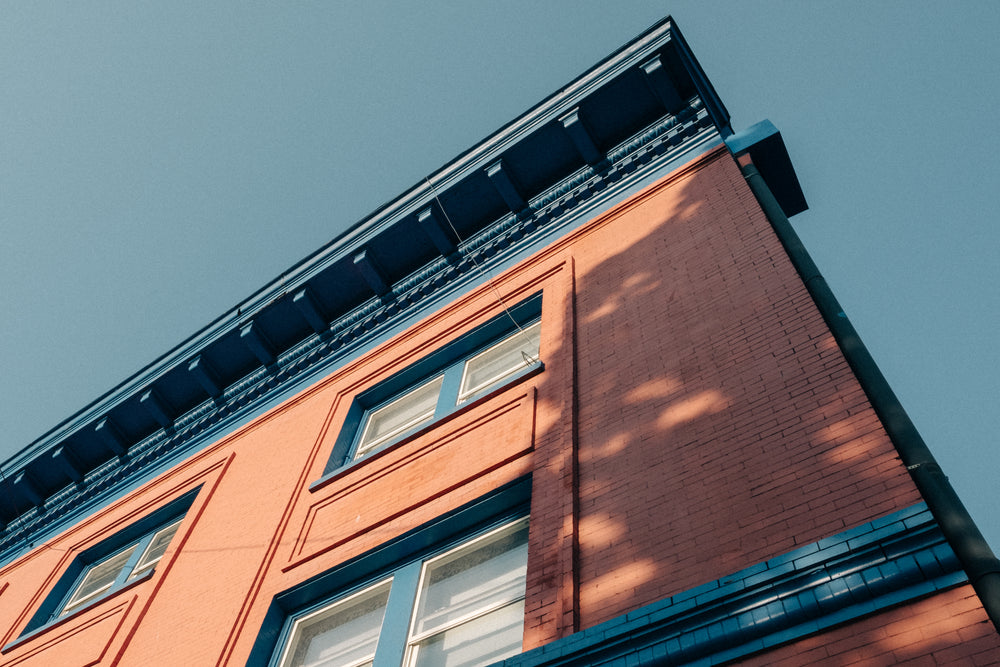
[1,17,998,666]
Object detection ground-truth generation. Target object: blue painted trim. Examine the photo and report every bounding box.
[723,119,779,156]
[247,476,532,667]
[559,108,604,167]
[487,160,529,217]
[499,504,965,667]
[373,561,421,667]
[0,122,722,566]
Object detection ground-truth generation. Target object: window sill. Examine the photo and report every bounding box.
[4,570,154,653]
[310,361,543,494]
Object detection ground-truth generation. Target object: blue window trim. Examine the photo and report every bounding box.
[247,475,532,667]
[313,293,543,488]
[6,487,199,650]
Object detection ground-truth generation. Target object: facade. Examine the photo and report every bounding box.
[1,17,998,666]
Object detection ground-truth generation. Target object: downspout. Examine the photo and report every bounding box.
[739,160,1000,632]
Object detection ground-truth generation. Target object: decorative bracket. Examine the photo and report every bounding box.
[13,470,43,509]
[240,321,277,368]
[51,446,84,485]
[140,388,174,431]
[559,107,606,167]
[292,287,330,336]
[188,354,223,400]
[640,55,683,114]
[353,249,391,297]
[486,160,529,218]
[95,417,128,457]
[417,205,458,257]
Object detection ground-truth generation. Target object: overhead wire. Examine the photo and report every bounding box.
[424,177,540,363]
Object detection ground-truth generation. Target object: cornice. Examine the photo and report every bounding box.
[0,16,728,554]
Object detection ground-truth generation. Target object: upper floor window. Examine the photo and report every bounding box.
[275,517,529,667]
[59,517,183,617]
[356,376,445,459]
[318,294,543,479]
[354,321,541,461]
[457,321,541,404]
[12,488,197,644]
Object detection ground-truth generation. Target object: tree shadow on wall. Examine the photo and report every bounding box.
[528,156,919,635]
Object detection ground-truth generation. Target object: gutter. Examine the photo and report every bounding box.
[738,159,1000,633]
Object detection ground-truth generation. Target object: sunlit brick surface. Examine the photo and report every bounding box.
[563,150,921,629]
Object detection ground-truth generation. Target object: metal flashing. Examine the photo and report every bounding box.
[726,119,808,217]
[503,505,965,666]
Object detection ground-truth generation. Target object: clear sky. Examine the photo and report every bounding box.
[2,3,998,551]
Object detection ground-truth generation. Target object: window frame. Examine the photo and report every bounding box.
[248,477,532,667]
[353,375,446,459]
[402,517,529,666]
[12,489,197,643]
[275,577,394,667]
[456,320,541,405]
[273,517,529,667]
[316,294,543,482]
[58,516,183,617]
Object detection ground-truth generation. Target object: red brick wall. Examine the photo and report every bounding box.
[561,147,922,627]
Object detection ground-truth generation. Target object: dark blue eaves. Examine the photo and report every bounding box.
[0,17,731,539]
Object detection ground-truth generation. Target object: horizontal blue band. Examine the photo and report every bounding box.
[502,503,964,667]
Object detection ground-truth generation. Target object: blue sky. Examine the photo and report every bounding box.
[2,3,998,551]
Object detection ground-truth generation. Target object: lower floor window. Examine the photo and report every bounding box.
[277,517,529,667]
[281,579,391,667]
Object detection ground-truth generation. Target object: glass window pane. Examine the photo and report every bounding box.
[357,376,443,457]
[407,600,525,667]
[280,579,391,667]
[61,545,138,615]
[128,519,183,581]
[411,519,528,637]
[458,323,540,403]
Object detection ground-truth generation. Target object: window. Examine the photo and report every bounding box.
[355,376,445,459]
[275,517,529,667]
[279,579,391,667]
[58,518,182,617]
[353,322,540,460]
[456,322,541,404]
[405,519,529,666]
[319,294,543,479]
[14,489,196,642]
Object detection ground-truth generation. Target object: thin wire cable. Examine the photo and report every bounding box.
[424,177,539,362]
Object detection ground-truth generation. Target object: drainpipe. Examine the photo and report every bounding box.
[739,160,1000,632]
